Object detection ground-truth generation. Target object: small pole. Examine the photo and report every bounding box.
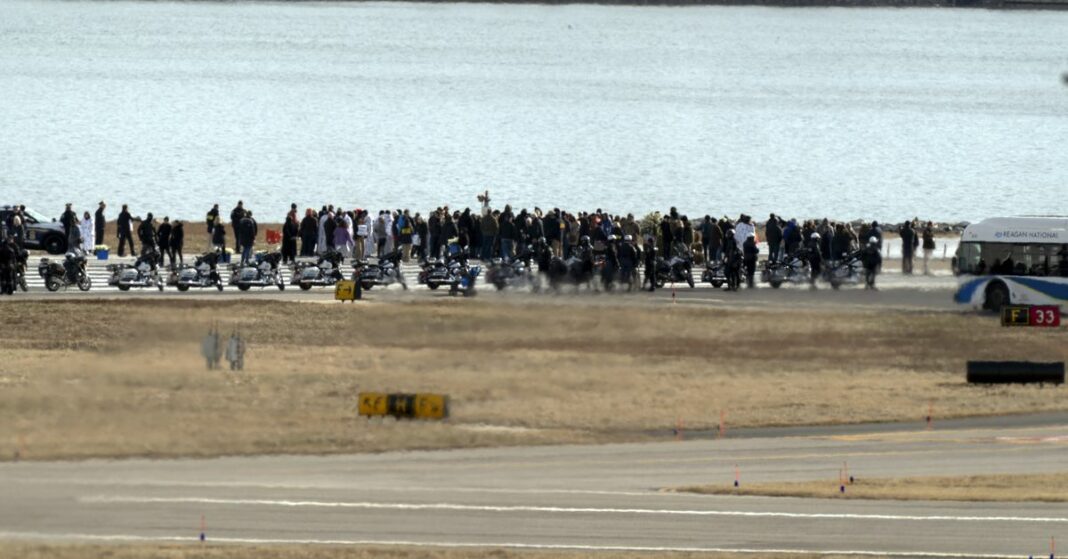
[926,402,933,431]
[674,417,684,441]
[199,514,206,542]
[718,410,727,440]
[839,468,846,494]
[734,464,740,488]
[1051,535,1055,559]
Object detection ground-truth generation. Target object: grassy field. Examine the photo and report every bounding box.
[1,299,1065,461]
[677,472,1068,502]
[0,543,859,559]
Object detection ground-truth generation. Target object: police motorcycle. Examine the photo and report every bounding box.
[107,248,165,291]
[352,249,407,291]
[760,251,812,289]
[823,249,863,289]
[417,257,451,291]
[291,249,344,291]
[702,257,728,288]
[39,249,92,292]
[484,242,537,291]
[175,249,225,292]
[654,243,695,288]
[229,251,285,291]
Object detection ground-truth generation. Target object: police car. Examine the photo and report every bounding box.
[0,205,69,254]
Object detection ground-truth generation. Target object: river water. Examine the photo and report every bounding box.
[2,0,1066,222]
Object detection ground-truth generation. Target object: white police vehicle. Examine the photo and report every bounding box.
[953,217,1068,312]
[0,205,68,254]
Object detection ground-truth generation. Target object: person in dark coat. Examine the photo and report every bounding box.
[899,221,916,275]
[299,209,318,257]
[0,238,16,295]
[117,204,136,257]
[806,232,823,289]
[282,211,299,264]
[659,216,673,257]
[157,217,173,268]
[743,232,760,288]
[94,202,106,246]
[212,218,227,252]
[230,201,245,252]
[60,203,76,247]
[765,214,782,263]
[138,213,157,262]
[238,211,257,265]
[643,235,657,292]
[861,237,882,290]
[170,221,185,266]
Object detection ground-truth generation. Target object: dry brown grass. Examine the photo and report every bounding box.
[0,542,853,559]
[677,472,1068,502]
[0,299,1065,461]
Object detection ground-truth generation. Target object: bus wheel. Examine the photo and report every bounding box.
[984,281,1010,313]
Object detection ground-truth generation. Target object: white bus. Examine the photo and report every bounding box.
[953,217,1068,312]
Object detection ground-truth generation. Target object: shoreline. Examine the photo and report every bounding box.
[283,0,1068,9]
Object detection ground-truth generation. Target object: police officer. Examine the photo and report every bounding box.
[861,236,883,290]
[643,235,657,292]
[0,238,16,295]
[807,232,823,290]
[742,231,760,288]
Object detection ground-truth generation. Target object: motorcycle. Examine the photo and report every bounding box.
[823,250,863,289]
[230,251,286,291]
[702,258,728,288]
[38,250,92,292]
[760,252,812,289]
[654,249,695,289]
[353,250,407,291]
[175,250,225,292]
[291,250,345,291]
[108,249,165,291]
[417,258,451,290]
[484,254,536,291]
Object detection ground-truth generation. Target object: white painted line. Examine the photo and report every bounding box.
[0,530,1027,558]
[82,496,1068,524]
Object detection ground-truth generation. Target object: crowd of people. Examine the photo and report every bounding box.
[0,191,942,294]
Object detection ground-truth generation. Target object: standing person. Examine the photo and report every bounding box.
[157,217,172,268]
[60,203,77,247]
[643,235,657,292]
[765,214,782,263]
[743,232,759,288]
[361,210,375,260]
[783,218,801,257]
[333,212,353,261]
[138,213,158,262]
[238,211,257,265]
[79,211,94,253]
[10,210,25,249]
[229,201,245,252]
[300,209,318,257]
[117,204,135,257]
[659,215,673,257]
[0,238,16,295]
[398,209,413,262]
[94,202,106,246]
[211,218,227,252]
[497,213,516,260]
[206,204,220,250]
[171,221,185,266]
[322,207,337,253]
[899,221,916,275]
[282,210,299,264]
[806,233,822,290]
[922,221,936,275]
[479,209,497,261]
[413,214,427,262]
[861,237,882,290]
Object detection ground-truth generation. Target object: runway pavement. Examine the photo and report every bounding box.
[15,254,963,312]
[2,418,1066,558]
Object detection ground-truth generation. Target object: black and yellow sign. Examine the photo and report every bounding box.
[1001,305,1030,326]
[358,392,449,420]
[335,280,360,302]
[1001,305,1061,327]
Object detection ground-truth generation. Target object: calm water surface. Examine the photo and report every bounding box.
[2,0,1066,221]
